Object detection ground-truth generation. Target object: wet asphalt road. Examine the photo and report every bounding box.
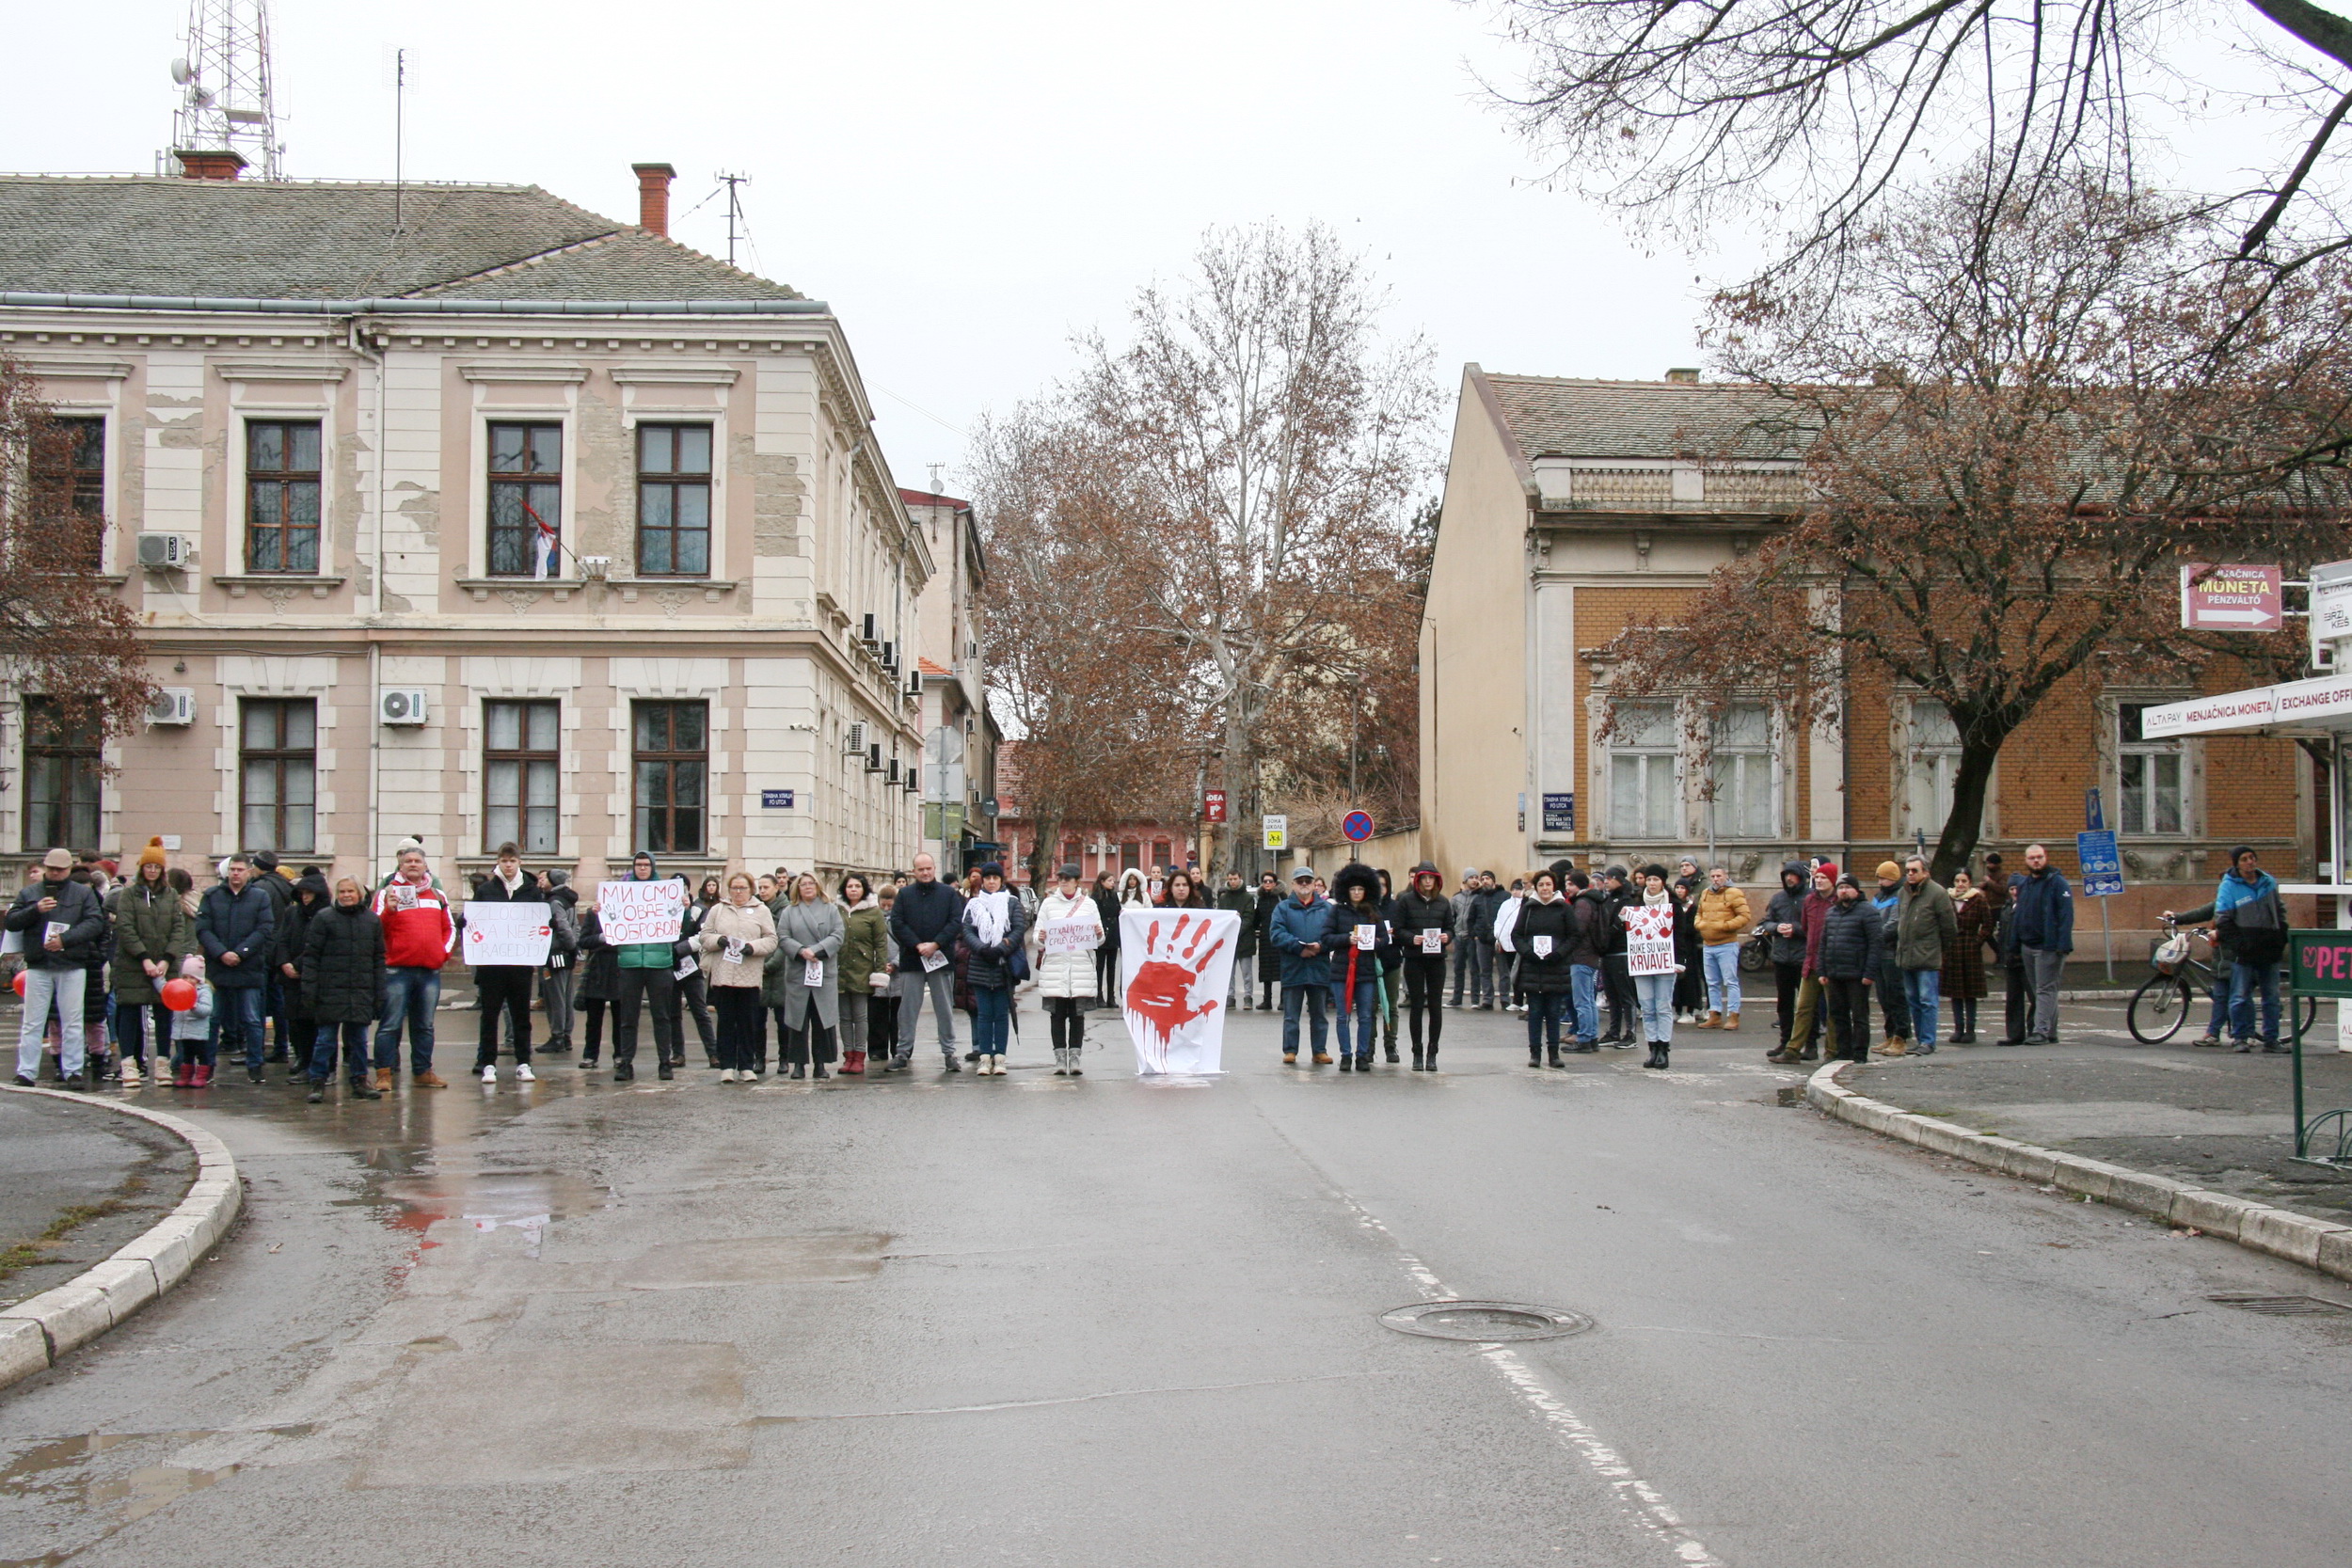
[3,1000,2349,1567]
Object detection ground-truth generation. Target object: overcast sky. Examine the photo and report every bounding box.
[5,0,1727,498]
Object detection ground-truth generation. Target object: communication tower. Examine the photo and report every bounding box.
[165,0,282,180]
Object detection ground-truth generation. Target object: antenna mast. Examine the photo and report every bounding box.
[167,0,283,179]
[393,49,406,232]
[717,171,750,268]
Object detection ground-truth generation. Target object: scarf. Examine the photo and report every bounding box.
[1643,887,1671,906]
[970,889,1011,948]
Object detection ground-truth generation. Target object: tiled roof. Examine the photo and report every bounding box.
[916,657,952,676]
[1480,372,1801,463]
[0,175,801,302]
[898,488,971,510]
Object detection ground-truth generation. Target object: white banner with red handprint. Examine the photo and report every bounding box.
[1118,908,1240,1075]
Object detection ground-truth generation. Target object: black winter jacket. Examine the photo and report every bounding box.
[1512,895,1577,991]
[1764,865,1809,966]
[196,880,276,989]
[1323,897,1391,986]
[890,879,966,968]
[5,876,106,969]
[1816,897,1884,981]
[276,871,331,978]
[1393,888,1454,960]
[301,901,386,1024]
[575,911,621,1003]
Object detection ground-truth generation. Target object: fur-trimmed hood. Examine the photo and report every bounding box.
[1332,863,1382,910]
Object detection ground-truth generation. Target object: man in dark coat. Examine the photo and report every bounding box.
[197,854,277,1082]
[1818,874,1883,1062]
[1216,872,1259,1011]
[301,877,386,1100]
[7,847,108,1087]
[250,849,298,1063]
[889,851,967,1069]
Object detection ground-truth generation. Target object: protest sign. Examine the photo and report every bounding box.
[1623,902,1678,977]
[1042,917,1099,956]
[462,902,553,967]
[1118,908,1239,1075]
[596,879,684,945]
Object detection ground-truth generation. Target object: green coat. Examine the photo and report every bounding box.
[108,879,195,1006]
[840,903,889,994]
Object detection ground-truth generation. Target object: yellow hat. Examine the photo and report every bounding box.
[1875,860,1901,881]
[138,835,168,869]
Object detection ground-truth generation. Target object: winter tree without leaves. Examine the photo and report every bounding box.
[0,355,156,759]
[1597,173,2352,879]
[977,225,1438,875]
[1484,0,2352,271]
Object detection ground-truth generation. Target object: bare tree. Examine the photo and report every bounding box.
[1484,0,2352,267]
[0,355,157,752]
[1597,172,2352,878]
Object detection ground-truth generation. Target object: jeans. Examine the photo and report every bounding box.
[265,974,294,1060]
[1451,932,1472,1003]
[1635,973,1677,1043]
[1525,990,1567,1056]
[215,984,267,1072]
[2228,958,2281,1044]
[1702,942,1742,1016]
[310,1021,372,1083]
[1901,968,1942,1048]
[539,963,576,1040]
[1876,954,1910,1038]
[1826,977,1873,1057]
[897,966,958,1057]
[2022,947,2065,1039]
[376,966,440,1074]
[713,986,764,1070]
[473,967,533,1069]
[16,966,85,1078]
[1333,977,1378,1060]
[1470,937,1497,1005]
[1402,954,1446,1053]
[973,985,1010,1056]
[1282,980,1328,1057]
[1569,963,1600,1044]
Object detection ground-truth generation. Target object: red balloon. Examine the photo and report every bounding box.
[8,971,22,999]
[160,976,198,1012]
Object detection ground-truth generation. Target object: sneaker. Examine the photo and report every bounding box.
[14,1074,33,1087]
[942,1055,961,1073]
[720,1069,737,1083]
[516,1064,535,1082]
[2192,1035,2224,1048]
[480,1065,498,1083]
[2263,1041,2292,1054]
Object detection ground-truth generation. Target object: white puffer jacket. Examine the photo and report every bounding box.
[1029,888,1104,999]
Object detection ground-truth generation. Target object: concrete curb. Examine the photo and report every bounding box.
[0,1086,241,1392]
[1804,1059,2352,1283]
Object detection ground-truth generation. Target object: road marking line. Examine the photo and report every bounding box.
[1338,1192,1723,1567]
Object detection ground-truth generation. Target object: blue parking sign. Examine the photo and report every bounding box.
[2075,829,2123,897]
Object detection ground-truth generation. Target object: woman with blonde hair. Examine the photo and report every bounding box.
[695,872,778,1081]
[773,872,845,1078]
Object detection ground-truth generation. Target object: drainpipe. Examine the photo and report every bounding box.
[345,315,386,880]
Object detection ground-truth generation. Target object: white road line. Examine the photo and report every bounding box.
[1335,1190,1724,1567]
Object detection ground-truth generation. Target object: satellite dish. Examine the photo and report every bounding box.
[169,56,193,85]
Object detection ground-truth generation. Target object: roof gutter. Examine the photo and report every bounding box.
[0,292,828,316]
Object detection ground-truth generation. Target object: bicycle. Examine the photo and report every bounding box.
[2126,917,2314,1045]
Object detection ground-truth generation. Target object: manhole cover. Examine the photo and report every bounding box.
[2207,1293,2352,1317]
[1379,1300,1595,1342]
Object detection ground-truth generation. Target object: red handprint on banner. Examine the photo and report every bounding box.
[1122,913,1227,1061]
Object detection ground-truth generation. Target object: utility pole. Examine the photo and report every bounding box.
[716,172,750,268]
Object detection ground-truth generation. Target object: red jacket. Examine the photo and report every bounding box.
[1800,889,1836,977]
[373,878,455,970]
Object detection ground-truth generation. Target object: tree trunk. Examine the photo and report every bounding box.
[1930,735,2009,881]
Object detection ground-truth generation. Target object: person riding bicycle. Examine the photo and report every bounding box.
[2164,846,2289,1053]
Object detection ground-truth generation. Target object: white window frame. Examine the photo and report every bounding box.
[2115,698,2191,838]
[1707,702,1781,841]
[1608,701,1681,840]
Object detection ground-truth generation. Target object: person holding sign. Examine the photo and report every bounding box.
[774,873,844,1078]
[693,873,777,1081]
[889,853,967,1071]
[7,847,107,1089]
[960,863,1026,1074]
[468,845,541,1083]
[836,875,888,1076]
[605,852,687,1082]
[1622,865,1687,1069]
[1323,864,1390,1071]
[1393,862,1454,1070]
[1512,869,1576,1067]
[1032,863,1104,1076]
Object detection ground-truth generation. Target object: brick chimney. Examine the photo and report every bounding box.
[631,163,676,237]
[175,149,247,181]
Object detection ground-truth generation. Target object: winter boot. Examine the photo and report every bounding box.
[191,1064,214,1087]
[1546,1044,1563,1068]
[1384,1033,1399,1064]
[1410,1047,1424,1071]
[1422,1047,1436,1070]
[1339,1056,1355,1072]
[172,1061,194,1086]
[1052,1048,1068,1076]
[1701,1011,1722,1030]
[842,1050,866,1076]
[1724,1012,1740,1032]
[1656,1042,1670,1069]
[119,1058,142,1087]
[1644,1041,1666,1069]
[1527,1046,1541,1068]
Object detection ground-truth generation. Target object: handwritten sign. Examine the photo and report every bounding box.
[1042,917,1099,956]
[463,902,553,967]
[1623,902,1678,977]
[596,879,685,945]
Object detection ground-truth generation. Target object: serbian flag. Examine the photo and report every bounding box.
[522,497,561,579]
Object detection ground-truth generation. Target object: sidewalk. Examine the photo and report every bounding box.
[1841,998,2352,1227]
[0,1090,199,1312]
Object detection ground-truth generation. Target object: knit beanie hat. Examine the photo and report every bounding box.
[137,835,167,869]
[1875,861,1901,881]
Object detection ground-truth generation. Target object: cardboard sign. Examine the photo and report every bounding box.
[597,879,685,945]
[1623,902,1678,976]
[1042,917,1100,955]
[462,902,553,967]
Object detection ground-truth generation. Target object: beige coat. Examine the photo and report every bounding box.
[693,897,778,989]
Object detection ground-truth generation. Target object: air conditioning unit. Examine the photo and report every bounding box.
[881,640,895,670]
[145,688,196,725]
[904,772,920,794]
[906,672,923,696]
[866,743,885,773]
[862,612,878,642]
[380,689,430,725]
[844,720,866,755]
[135,532,191,569]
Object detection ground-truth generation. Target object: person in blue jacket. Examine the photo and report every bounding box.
[1268,867,1332,1066]
[2005,843,2074,1045]
[2166,846,2289,1053]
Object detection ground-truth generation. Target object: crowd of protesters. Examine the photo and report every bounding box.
[21,827,2298,1096]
